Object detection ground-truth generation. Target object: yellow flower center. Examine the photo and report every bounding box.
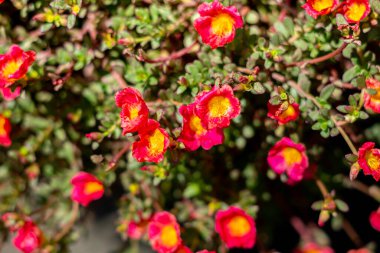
[2,60,22,77]
[311,0,334,11]
[0,117,6,136]
[148,129,165,156]
[189,115,206,136]
[211,13,235,37]
[345,2,366,21]
[369,89,380,102]
[84,182,104,195]
[129,106,139,120]
[208,96,231,118]
[366,152,380,171]
[282,147,302,165]
[227,216,251,237]
[279,104,296,119]
[160,225,178,248]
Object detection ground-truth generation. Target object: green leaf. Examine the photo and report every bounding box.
[345,154,358,163]
[67,15,76,29]
[371,0,380,13]
[320,84,335,100]
[335,14,348,27]
[335,199,349,212]
[343,66,361,82]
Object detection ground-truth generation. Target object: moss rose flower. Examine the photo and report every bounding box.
[194,0,243,49]
[267,101,300,125]
[215,206,256,249]
[148,211,182,253]
[342,0,370,23]
[358,142,380,181]
[267,137,309,183]
[302,0,339,18]
[0,114,11,147]
[70,172,104,206]
[363,78,380,114]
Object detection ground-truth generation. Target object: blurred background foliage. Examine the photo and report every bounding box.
[0,0,380,252]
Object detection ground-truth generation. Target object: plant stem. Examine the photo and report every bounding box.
[315,178,329,198]
[54,202,79,242]
[286,42,348,67]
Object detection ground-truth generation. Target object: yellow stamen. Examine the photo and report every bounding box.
[369,89,380,102]
[84,182,103,195]
[345,2,366,21]
[160,225,178,247]
[366,152,380,171]
[2,61,22,77]
[311,0,334,11]
[129,106,139,120]
[279,104,296,119]
[282,147,302,165]
[148,129,165,155]
[208,96,231,117]
[211,13,235,37]
[189,115,206,135]
[227,216,251,237]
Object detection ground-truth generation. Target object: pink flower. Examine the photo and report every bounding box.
[115,87,149,135]
[194,0,243,49]
[215,206,256,249]
[294,242,334,253]
[302,0,339,18]
[178,103,224,151]
[369,208,380,231]
[132,119,170,163]
[148,211,182,253]
[363,78,380,113]
[0,45,35,88]
[342,0,370,23]
[127,219,150,240]
[267,137,309,183]
[13,220,43,253]
[358,142,380,181]
[267,101,300,125]
[0,114,11,147]
[70,172,104,206]
[1,86,22,101]
[195,85,240,129]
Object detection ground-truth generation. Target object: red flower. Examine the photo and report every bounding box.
[267,137,309,183]
[115,87,149,134]
[195,85,240,129]
[175,245,193,253]
[70,172,104,206]
[294,242,334,253]
[0,114,11,147]
[302,0,339,18]
[369,208,380,231]
[342,0,370,23]
[196,251,216,253]
[267,101,300,125]
[178,103,224,151]
[358,142,380,181]
[132,119,170,163]
[194,0,243,49]
[13,220,43,253]
[148,211,182,253]
[215,206,256,249]
[364,78,380,113]
[0,45,36,88]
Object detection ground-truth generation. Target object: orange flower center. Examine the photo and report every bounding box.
[2,60,22,77]
[279,104,296,119]
[227,216,251,237]
[282,147,302,165]
[211,13,235,37]
[0,117,6,136]
[189,115,206,135]
[345,2,366,22]
[366,152,380,171]
[160,225,178,248]
[369,89,380,102]
[84,182,104,195]
[208,96,231,117]
[148,129,165,156]
[311,0,334,11]
[129,106,139,120]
